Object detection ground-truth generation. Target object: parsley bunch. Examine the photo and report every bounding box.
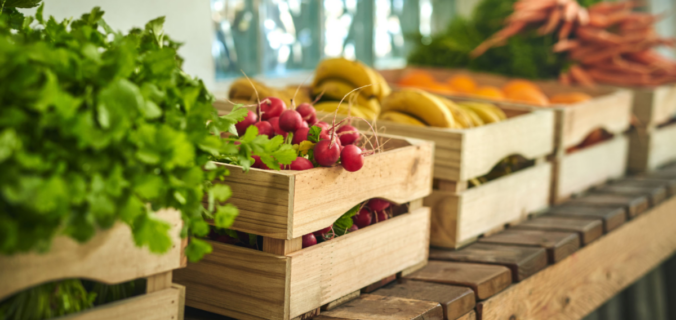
[0,5,294,261]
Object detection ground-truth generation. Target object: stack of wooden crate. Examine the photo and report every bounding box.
[0,210,186,320]
[174,134,434,320]
[628,84,676,173]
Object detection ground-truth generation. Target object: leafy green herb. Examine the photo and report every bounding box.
[407,0,600,79]
[0,5,293,261]
[332,204,361,235]
[0,280,96,320]
[308,125,322,143]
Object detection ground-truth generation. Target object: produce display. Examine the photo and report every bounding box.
[397,70,592,106]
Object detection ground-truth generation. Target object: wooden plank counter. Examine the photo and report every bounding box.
[476,195,676,320]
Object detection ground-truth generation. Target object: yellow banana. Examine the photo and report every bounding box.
[439,97,473,129]
[374,70,391,101]
[229,78,276,101]
[379,111,426,127]
[356,106,377,120]
[314,101,368,119]
[381,89,455,128]
[456,101,504,124]
[313,79,381,115]
[460,106,485,127]
[313,58,380,99]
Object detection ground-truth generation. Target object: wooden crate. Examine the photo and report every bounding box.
[632,84,676,129]
[209,134,434,239]
[425,162,552,249]
[554,135,629,202]
[174,206,431,320]
[628,123,676,173]
[0,210,186,320]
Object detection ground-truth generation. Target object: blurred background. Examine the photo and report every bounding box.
[28,0,676,91]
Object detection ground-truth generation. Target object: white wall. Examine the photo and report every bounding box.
[22,0,216,89]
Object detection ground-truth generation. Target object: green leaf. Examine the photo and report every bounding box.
[3,0,43,8]
[185,238,212,262]
[333,204,361,234]
[308,126,322,143]
[132,212,172,253]
[0,129,21,163]
[211,184,232,202]
[214,204,238,229]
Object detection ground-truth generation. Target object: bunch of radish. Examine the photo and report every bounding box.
[301,198,394,248]
[235,96,368,173]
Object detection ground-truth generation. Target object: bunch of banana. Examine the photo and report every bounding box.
[228,78,312,106]
[311,58,391,120]
[378,88,507,129]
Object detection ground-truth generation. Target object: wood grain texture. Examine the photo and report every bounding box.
[375,281,476,320]
[146,271,173,293]
[173,242,290,320]
[512,216,603,246]
[214,135,433,239]
[361,274,397,293]
[263,237,303,255]
[313,294,444,320]
[629,123,676,173]
[456,311,476,320]
[59,286,182,320]
[321,291,360,311]
[479,229,580,264]
[427,163,551,248]
[546,206,626,233]
[592,184,667,207]
[562,193,649,219]
[429,243,548,282]
[555,136,629,202]
[288,207,430,318]
[631,84,676,127]
[476,195,676,320]
[405,261,511,300]
[0,210,184,300]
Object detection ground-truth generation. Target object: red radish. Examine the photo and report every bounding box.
[373,210,389,223]
[268,117,288,138]
[367,198,391,211]
[279,109,303,132]
[296,103,316,122]
[337,125,359,145]
[235,111,258,136]
[254,121,274,137]
[313,139,341,167]
[340,145,364,172]
[258,97,286,120]
[315,121,330,133]
[347,224,359,232]
[313,226,332,240]
[297,120,309,129]
[289,157,314,170]
[307,114,318,126]
[251,155,270,169]
[352,208,372,228]
[319,132,342,147]
[292,128,310,145]
[302,233,317,248]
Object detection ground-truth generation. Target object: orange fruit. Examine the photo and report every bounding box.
[549,92,593,104]
[504,88,550,106]
[424,82,456,95]
[473,86,505,100]
[398,71,437,87]
[447,75,477,93]
[502,80,542,96]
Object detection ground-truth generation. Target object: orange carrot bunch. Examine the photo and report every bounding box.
[473,0,676,87]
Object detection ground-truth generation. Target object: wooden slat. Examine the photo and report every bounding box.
[0,210,184,301]
[426,163,551,248]
[457,311,477,320]
[511,216,604,246]
[562,193,650,219]
[405,261,511,300]
[361,274,397,293]
[429,244,548,282]
[59,287,182,320]
[592,184,667,207]
[555,136,629,202]
[479,229,580,264]
[476,195,676,320]
[173,242,290,320]
[147,271,173,293]
[263,237,303,255]
[631,84,676,127]
[287,207,430,318]
[313,294,444,320]
[321,291,360,311]
[612,177,676,197]
[375,280,476,320]
[545,206,626,233]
